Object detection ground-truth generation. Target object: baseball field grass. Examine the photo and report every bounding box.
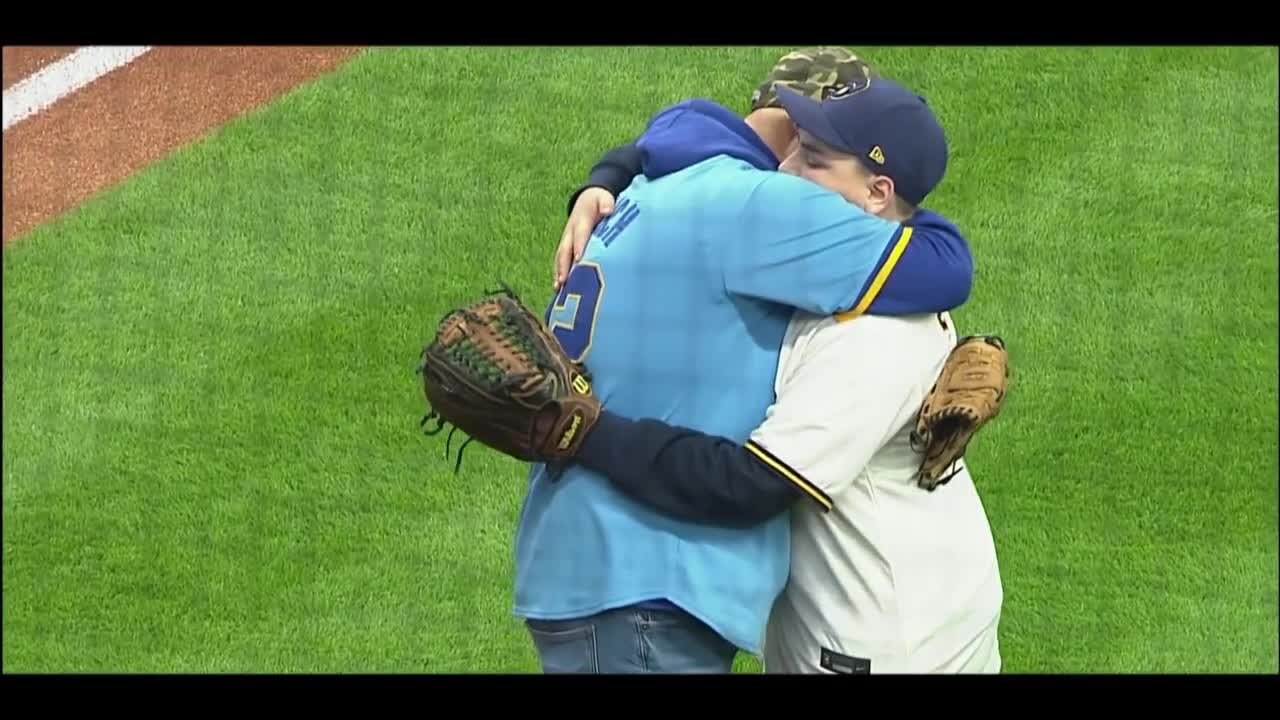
[3,46,1277,673]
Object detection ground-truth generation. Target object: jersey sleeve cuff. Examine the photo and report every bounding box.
[835,225,914,322]
[743,440,833,512]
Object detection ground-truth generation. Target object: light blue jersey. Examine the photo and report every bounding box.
[513,99,905,654]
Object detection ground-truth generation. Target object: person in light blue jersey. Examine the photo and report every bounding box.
[514,48,970,673]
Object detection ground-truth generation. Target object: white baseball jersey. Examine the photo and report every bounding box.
[744,310,1003,674]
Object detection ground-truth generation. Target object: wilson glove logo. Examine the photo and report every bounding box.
[558,412,583,451]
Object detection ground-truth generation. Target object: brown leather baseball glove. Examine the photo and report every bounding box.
[416,285,600,472]
[911,335,1010,490]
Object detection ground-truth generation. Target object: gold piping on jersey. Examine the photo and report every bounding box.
[835,225,914,323]
[744,440,833,512]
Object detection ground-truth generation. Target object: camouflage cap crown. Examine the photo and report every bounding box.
[751,47,874,112]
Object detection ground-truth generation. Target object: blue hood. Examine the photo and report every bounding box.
[636,99,779,179]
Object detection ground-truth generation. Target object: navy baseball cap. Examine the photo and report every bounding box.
[776,76,948,206]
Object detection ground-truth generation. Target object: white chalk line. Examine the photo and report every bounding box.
[3,46,153,132]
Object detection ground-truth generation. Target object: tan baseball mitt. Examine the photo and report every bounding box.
[911,335,1010,490]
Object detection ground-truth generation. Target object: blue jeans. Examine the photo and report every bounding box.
[525,605,738,673]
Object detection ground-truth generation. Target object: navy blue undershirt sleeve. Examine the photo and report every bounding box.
[565,141,644,216]
[574,410,803,528]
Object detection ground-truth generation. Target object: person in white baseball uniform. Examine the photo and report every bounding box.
[757,77,1003,675]
[551,68,1005,673]
[752,306,1003,673]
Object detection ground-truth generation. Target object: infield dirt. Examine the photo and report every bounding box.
[2,46,364,245]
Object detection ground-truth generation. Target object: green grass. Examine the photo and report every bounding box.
[4,46,1277,673]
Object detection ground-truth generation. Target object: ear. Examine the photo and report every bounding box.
[866,174,896,214]
[745,107,795,161]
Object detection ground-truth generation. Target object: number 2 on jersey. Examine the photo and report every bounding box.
[546,261,604,363]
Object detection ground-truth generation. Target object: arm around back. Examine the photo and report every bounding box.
[565,141,645,216]
[854,209,975,318]
[573,311,951,529]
